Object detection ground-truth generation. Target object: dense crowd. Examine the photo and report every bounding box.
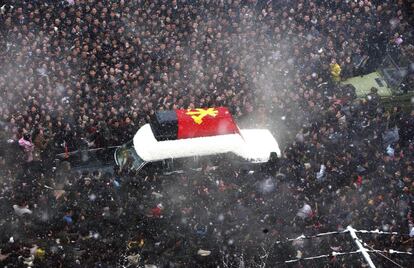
[1,0,414,267]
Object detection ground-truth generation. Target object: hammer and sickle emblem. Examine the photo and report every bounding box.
[186,108,218,124]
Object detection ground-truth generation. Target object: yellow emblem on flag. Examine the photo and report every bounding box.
[186,108,218,124]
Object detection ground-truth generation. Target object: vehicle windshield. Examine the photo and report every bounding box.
[115,140,145,171]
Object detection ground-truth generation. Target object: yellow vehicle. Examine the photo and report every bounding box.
[341,47,414,108]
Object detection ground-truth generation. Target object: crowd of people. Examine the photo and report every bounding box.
[1,0,414,267]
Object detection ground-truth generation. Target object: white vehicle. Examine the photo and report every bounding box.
[114,108,280,175]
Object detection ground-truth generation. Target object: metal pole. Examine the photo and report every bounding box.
[347,226,376,268]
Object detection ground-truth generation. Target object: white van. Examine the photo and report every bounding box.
[114,123,281,175]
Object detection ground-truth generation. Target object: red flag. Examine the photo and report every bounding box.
[175,107,239,139]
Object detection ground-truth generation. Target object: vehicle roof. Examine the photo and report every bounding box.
[341,71,392,98]
[133,124,281,163]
